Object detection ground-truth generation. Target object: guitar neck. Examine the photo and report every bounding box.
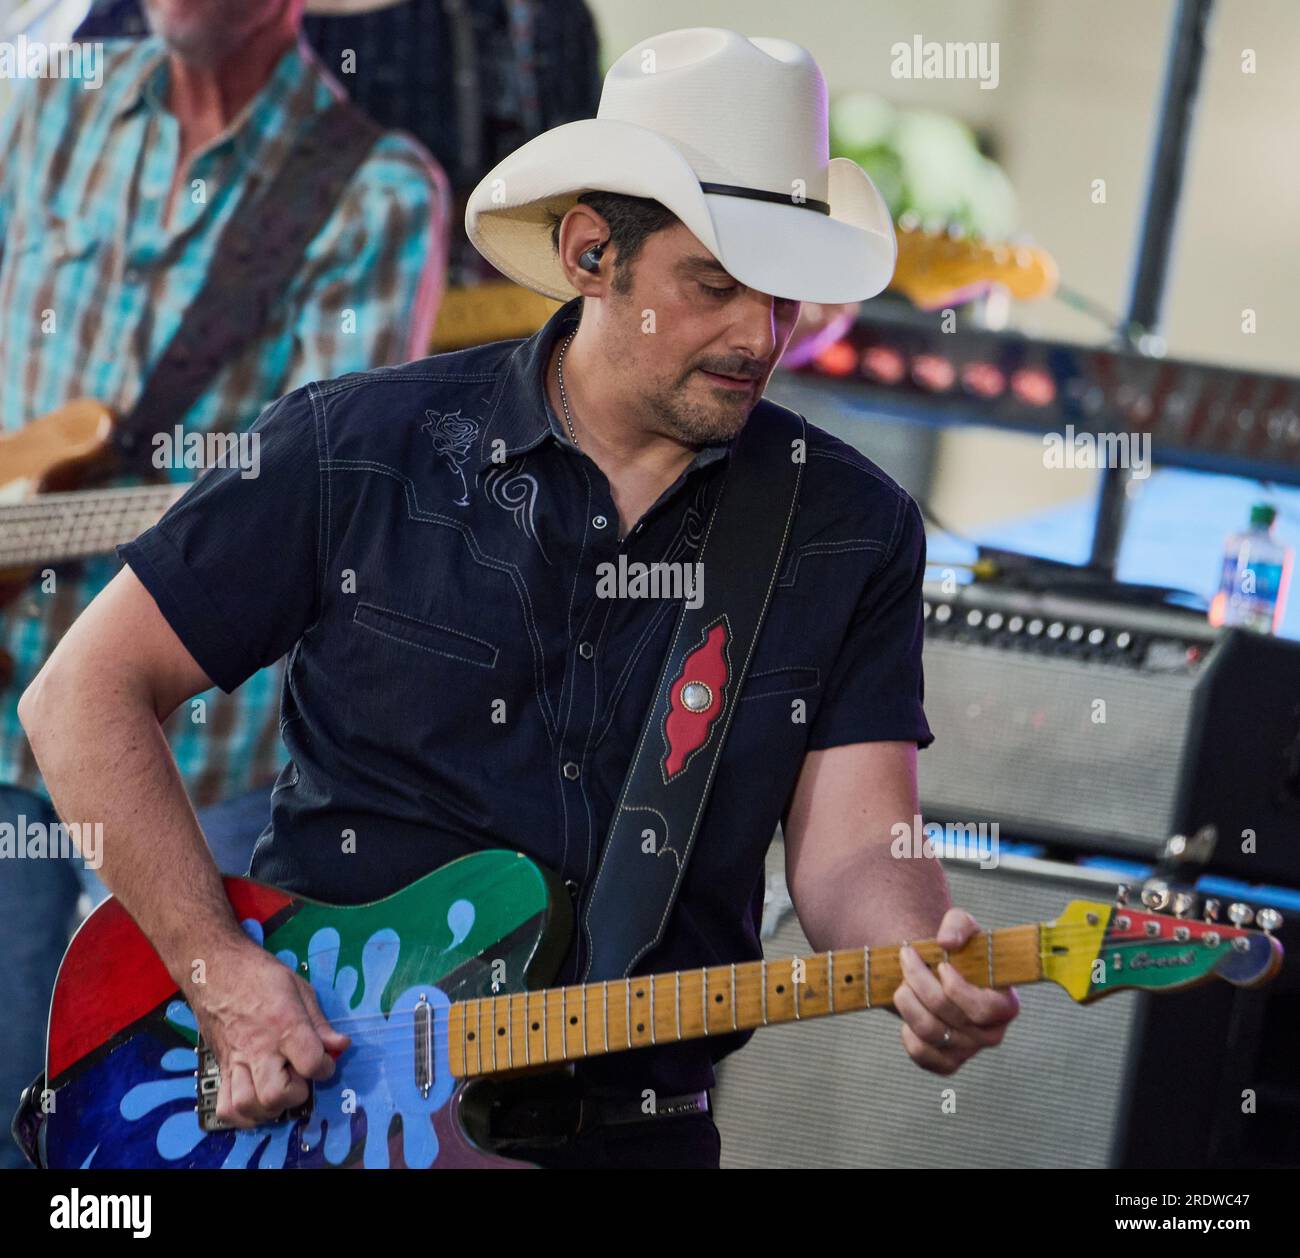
[447,926,1043,1079]
[0,485,184,568]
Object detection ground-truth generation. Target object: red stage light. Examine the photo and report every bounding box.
[860,344,906,385]
[912,353,957,391]
[961,361,1006,398]
[1011,366,1056,406]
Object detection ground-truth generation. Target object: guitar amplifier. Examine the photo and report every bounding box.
[714,841,1298,1169]
[916,582,1300,884]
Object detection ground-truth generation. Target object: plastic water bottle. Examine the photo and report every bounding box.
[1211,503,1292,634]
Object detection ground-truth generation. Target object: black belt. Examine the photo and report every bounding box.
[488,1087,711,1146]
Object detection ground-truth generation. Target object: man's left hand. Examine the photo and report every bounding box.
[893,908,1020,1075]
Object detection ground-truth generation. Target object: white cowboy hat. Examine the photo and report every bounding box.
[465,26,897,305]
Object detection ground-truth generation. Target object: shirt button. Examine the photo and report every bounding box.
[578,641,594,659]
[562,761,580,780]
[592,514,608,529]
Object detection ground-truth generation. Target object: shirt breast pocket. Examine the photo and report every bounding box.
[738,665,819,702]
[352,601,499,669]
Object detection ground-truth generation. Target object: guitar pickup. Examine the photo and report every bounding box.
[196,1041,313,1133]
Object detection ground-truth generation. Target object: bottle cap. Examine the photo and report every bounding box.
[1250,503,1278,528]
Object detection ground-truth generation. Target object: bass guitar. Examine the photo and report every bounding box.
[0,401,185,685]
[19,849,1284,1169]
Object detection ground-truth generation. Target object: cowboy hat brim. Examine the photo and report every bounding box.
[465,120,896,305]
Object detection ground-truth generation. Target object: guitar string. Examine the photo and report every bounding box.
[186,929,1245,1042]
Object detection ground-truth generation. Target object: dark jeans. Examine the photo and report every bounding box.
[0,782,274,1170]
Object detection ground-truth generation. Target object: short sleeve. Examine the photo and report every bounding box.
[805,493,935,751]
[117,385,322,694]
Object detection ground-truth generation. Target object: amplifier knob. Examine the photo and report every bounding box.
[935,604,952,623]
[967,609,984,627]
[1088,627,1105,645]
[986,612,1004,630]
[923,602,932,619]
[1067,624,1084,642]
[1008,616,1024,632]
[1116,631,1132,649]
[1047,621,1064,639]
[1027,618,1044,635]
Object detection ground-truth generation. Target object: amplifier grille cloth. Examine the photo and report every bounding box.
[715,845,1143,1168]
[916,642,1194,844]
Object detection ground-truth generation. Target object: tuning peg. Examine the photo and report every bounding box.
[1203,898,1220,923]
[1141,884,1170,912]
[1173,892,1195,918]
[1115,883,1130,907]
[1227,902,1254,928]
[1257,908,1284,935]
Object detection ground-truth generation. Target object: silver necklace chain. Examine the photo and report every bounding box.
[556,329,580,448]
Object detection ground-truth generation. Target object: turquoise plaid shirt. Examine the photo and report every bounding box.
[0,35,449,805]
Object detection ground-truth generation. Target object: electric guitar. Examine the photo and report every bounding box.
[22,849,1284,1169]
[0,401,184,591]
[0,401,186,686]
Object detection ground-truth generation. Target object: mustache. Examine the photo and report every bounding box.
[694,361,765,380]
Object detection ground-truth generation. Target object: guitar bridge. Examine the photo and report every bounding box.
[196,1040,314,1133]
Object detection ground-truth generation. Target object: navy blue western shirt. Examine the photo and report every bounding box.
[120,296,934,1096]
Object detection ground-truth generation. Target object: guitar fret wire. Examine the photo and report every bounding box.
[542,989,548,1063]
[625,979,631,1047]
[581,983,588,1057]
[524,991,530,1066]
[649,974,655,1045]
[440,925,1146,1077]
[562,986,567,1059]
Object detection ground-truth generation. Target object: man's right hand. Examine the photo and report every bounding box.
[185,940,352,1129]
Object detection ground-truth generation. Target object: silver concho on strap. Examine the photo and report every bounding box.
[681,681,713,712]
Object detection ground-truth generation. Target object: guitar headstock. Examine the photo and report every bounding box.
[891,218,1059,310]
[1042,884,1285,1003]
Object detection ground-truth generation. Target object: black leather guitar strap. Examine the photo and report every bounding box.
[114,100,383,469]
[580,397,805,982]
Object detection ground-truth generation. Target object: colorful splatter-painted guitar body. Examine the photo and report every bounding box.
[29,849,1285,1169]
[40,850,569,1169]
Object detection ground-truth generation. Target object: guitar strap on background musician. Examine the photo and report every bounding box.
[579,398,805,983]
[112,100,383,470]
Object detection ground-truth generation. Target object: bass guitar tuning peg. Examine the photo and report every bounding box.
[1202,898,1220,923]
[1256,907,1283,935]
[1115,883,1129,907]
[1173,892,1195,918]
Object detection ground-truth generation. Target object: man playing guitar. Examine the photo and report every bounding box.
[17,26,1018,1169]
